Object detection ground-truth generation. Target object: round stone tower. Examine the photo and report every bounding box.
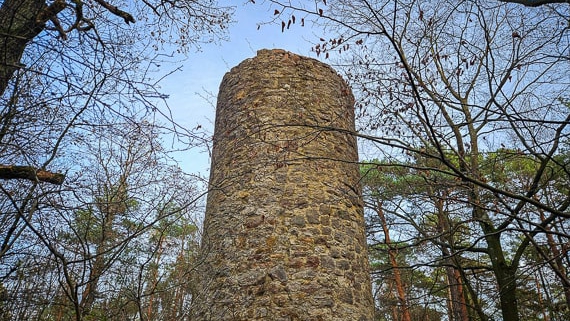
[193,49,374,321]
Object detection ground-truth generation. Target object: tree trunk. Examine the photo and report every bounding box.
[480,222,520,321]
[433,193,470,321]
[541,211,570,311]
[146,236,163,321]
[471,173,520,321]
[82,175,126,316]
[375,200,412,321]
[80,212,115,317]
[443,265,470,321]
[534,270,551,321]
[0,0,66,96]
[80,247,105,316]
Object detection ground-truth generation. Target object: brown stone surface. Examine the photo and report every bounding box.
[192,49,374,320]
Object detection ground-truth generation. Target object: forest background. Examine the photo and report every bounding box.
[0,1,569,321]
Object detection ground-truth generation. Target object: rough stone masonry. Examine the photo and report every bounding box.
[192,49,374,320]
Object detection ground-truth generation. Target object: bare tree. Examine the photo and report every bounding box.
[0,0,232,96]
[1,117,204,320]
[0,1,231,319]
[0,0,232,182]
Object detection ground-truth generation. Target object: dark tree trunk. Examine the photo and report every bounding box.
[0,165,64,184]
[482,224,520,321]
[0,0,65,96]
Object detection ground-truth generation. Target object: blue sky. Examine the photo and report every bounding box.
[161,1,324,175]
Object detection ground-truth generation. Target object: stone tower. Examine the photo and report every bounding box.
[193,49,374,321]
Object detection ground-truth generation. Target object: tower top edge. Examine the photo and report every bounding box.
[224,48,344,79]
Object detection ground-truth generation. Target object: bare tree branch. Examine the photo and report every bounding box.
[499,0,570,6]
[92,0,135,24]
[0,165,64,184]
